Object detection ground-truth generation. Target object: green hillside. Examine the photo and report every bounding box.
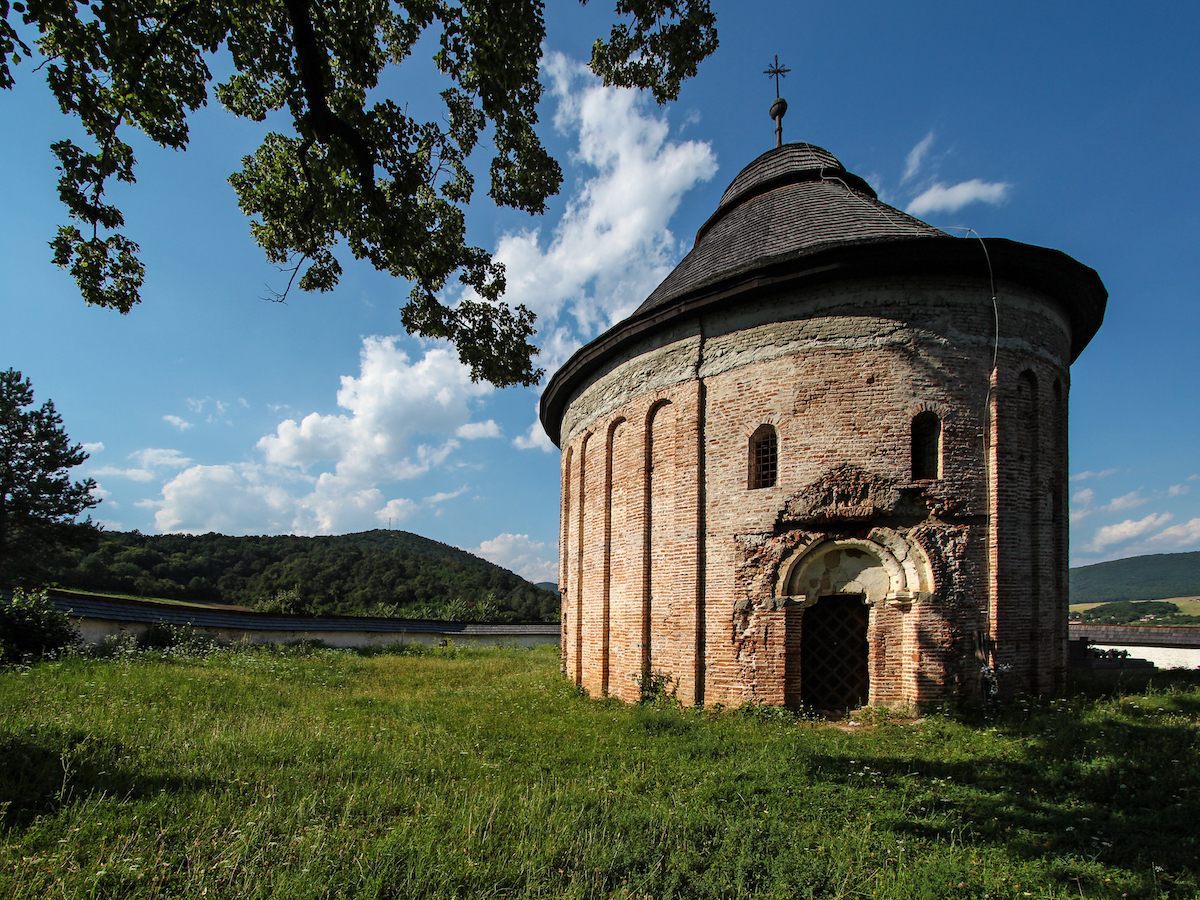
[1070,551,1200,605]
[38,529,558,623]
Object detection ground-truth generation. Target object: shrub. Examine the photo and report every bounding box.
[136,621,220,656]
[0,588,81,664]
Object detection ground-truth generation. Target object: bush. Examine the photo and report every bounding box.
[136,621,220,656]
[0,588,81,664]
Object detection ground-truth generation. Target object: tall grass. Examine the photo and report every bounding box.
[2,644,1198,898]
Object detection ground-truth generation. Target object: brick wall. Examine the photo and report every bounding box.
[558,277,1073,708]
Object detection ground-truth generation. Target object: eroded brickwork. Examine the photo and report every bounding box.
[557,279,1075,708]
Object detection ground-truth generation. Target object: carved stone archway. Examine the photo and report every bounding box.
[776,530,936,709]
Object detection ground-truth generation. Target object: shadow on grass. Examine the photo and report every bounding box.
[0,725,215,829]
[805,683,1200,896]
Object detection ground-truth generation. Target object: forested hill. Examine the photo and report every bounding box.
[43,530,559,623]
[1070,551,1200,605]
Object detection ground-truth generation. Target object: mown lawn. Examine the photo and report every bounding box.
[2,643,1198,899]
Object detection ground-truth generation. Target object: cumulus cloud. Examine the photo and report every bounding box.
[1104,491,1148,514]
[477,52,716,337]
[500,53,718,334]
[141,338,499,535]
[907,179,1011,216]
[513,405,555,452]
[1148,518,1200,551]
[140,464,298,534]
[376,498,419,527]
[163,415,193,431]
[81,442,105,454]
[469,532,558,584]
[479,54,714,447]
[1168,484,1190,498]
[90,448,193,482]
[456,420,500,440]
[1086,513,1174,553]
[258,338,489,480]
[121,54,722,539]
[902,131,936,184]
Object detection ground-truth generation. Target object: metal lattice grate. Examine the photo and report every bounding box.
[750,428,777,489]
[800,594,869,712]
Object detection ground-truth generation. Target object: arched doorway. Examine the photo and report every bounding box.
[799,594,869,712]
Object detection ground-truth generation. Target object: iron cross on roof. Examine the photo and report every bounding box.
[764,55,791,147]
[764,55,791,98]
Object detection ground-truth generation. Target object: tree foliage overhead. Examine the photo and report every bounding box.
[46,528,560,622]
[0,0,717,387]
[0,369,99,583]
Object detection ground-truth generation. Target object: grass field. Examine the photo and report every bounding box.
[3,644,1199,899]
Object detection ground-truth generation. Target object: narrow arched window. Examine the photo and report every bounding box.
[911,411,942,480]
[748,424,778,489]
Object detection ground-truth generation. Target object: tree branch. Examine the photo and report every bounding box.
[281,0,377,199]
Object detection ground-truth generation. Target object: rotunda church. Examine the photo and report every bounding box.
[539,132,1105,710]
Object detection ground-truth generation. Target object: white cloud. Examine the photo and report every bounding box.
[902,131,936,184]
[1086,513,1173,553]
[90,465,157,482]
[456,420,500,440]
[142,464,298,534]
[376,498,419,527]
[463,53,717,450]
[1070,487,1096,523]
[1168,484,1190,498]
[163,414,193,431]
[258,338,489,480]
[1104,491,1148,514]
[1071,468,1120,482]
[474,51,717,345]
[89,447,192,482]
[81,441,105,454]
[142,338,495,535]
[184,397,240,423]
[424,485,468,504]
[514,419,555,452]
[469,532,558,584]
[1148,518,1200,551]
[907,179,1011,216]
[119,55,724,540]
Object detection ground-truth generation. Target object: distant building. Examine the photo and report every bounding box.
[540,129,1105,710]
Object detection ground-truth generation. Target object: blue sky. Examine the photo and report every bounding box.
[2,2,1197,582]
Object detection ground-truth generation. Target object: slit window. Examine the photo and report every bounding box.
[749,425,778,489]
[911,411,942,480]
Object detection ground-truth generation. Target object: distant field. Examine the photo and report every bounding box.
[1070,596,1200,616]
[3,645,1200,898]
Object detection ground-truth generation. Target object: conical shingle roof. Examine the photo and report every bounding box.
[540,140,1106,447]
[637,143,945,315]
